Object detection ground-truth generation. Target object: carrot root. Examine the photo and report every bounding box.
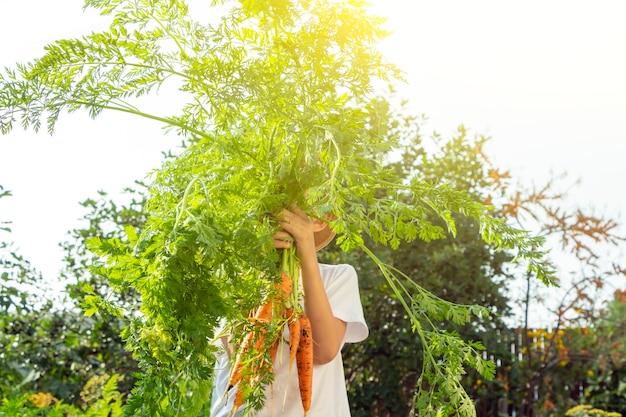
[227,330,255,390]
[296,314,313,415]
[288,315,301,371]
[227,384,244,417]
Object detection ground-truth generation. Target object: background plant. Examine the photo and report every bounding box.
[0,374,124,417]
[0,188,141,404]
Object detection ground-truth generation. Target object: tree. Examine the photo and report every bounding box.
[584,289,626,413]
[0,1,553,415]
[0,186,44,315]
[0,186,47,395]
[472,159,626,415]
[0,186,141,404]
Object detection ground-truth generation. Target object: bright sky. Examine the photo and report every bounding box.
[1,1,625,325]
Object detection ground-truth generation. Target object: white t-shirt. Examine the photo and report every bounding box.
[211,263,369,417]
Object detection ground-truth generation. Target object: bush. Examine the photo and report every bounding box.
[0,374,123,417]
[565,404,622,417]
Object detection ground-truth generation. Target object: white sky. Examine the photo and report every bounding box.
[1,0,625,325]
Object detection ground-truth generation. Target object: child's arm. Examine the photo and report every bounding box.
[274,208,347,365]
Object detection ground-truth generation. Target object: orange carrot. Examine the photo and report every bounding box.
[276,270,293,301]
[283,307,294,320]
[288,315,301,371]
[269,336,280,363]
[251,271,292,324]
[227,269,295,410]
[227,329,255,390]
[251,300,274,324]
[228,384,245,417]
[296,314,313,416]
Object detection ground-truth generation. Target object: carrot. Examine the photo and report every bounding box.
[288,315,301,371]
[228,384,244,417]
[276,270,293,301]
[227,269,295,410]
[227,329,255,390]
[253,271,293,366]
[251,271,292,324]
[269,336,280,363]
[251,300,274,324]
[227,327,267,415]
[296,314,313,416]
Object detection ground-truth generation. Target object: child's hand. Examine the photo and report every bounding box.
[273,208,317,255]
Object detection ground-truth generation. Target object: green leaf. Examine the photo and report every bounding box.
[82,283,96,295]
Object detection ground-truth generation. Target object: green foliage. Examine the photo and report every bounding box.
[0,0,555,415]
[0,305,136,404]
[0,374,124,417]
[330,128,513,416]
[565,405,622,417]
[0,186,43,315]
[583,291,626,413]
[0,189,142,405]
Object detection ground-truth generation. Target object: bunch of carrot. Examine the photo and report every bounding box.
[226,246,313,417]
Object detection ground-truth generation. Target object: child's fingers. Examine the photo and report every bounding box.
[280,208,311,228]
[273,231,294,248]
[273,230,292,239]
[274,239,292,249]
[289,207,311,221]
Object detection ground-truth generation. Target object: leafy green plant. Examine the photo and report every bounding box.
[0,186,44,316]
[0,374,123,417]
[565,404,622,417]
[333,127,517,416]
[583,290,626,414]
[1,188,142,405]
[0,1,554,415]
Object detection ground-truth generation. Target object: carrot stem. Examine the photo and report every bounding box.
[281,245,300,312]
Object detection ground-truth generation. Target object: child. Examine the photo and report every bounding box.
[210,207,369,416]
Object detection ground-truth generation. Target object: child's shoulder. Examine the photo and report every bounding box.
[318,263,357,279]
